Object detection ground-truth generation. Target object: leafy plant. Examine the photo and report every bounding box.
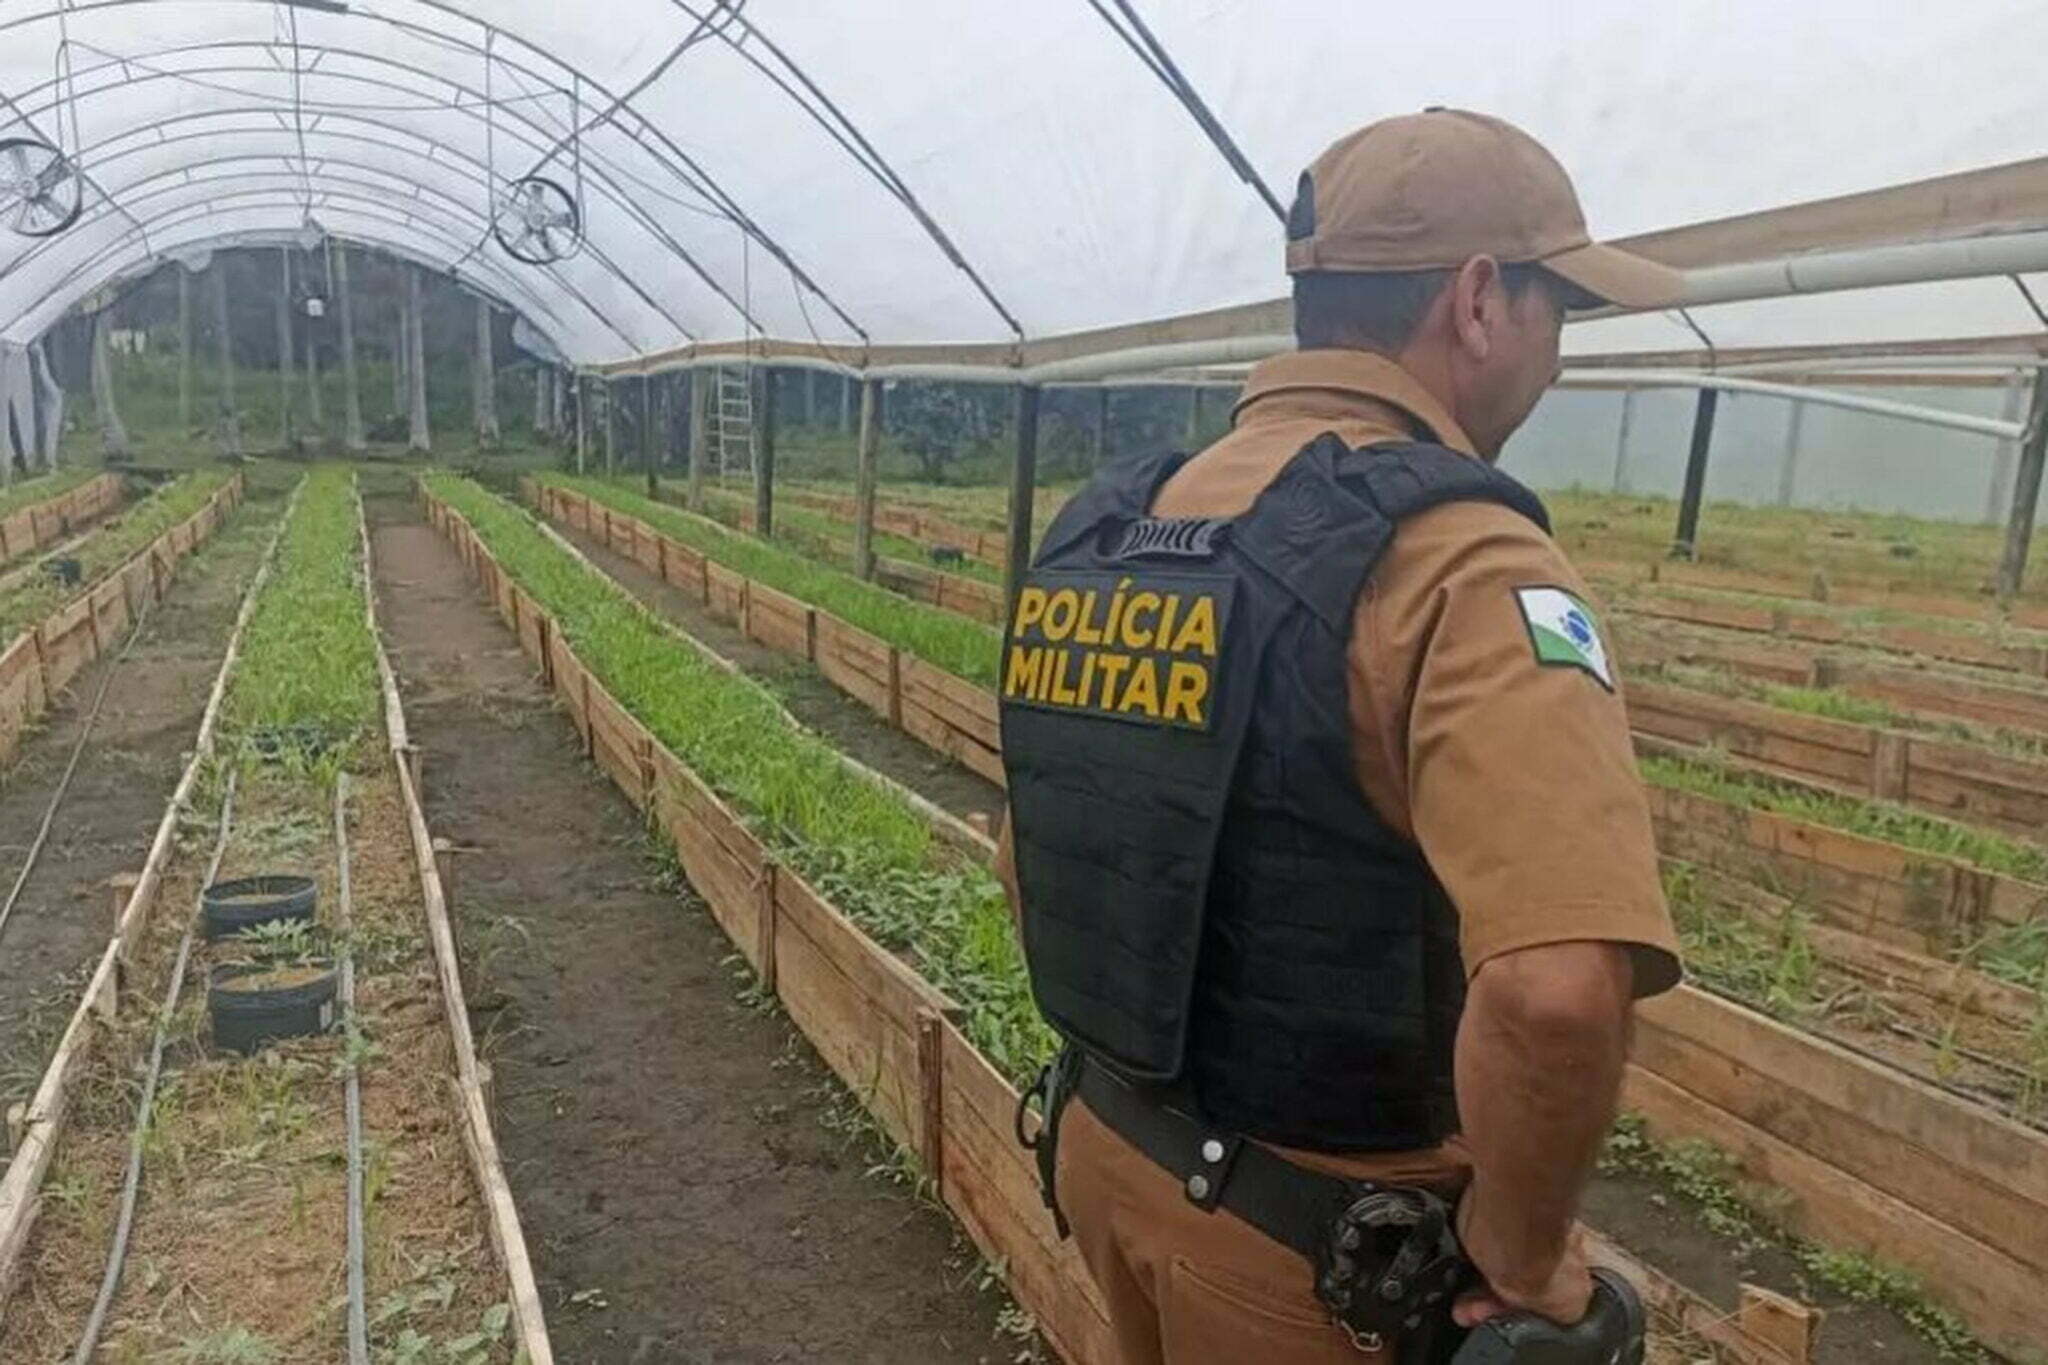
[428,476,1053,1077]
[543,473,1003,688]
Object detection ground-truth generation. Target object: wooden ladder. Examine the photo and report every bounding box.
[711,365,754,481]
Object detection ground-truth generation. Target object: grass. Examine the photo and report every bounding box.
[0,469,231,641]
[428,473,1053,1077]
[1600,1115,2000,1363]
[1640,750,2048,883]
[541,472,1004,689]
[685,481,1006,584]
[223,467,378,777]
[0,465,98,522]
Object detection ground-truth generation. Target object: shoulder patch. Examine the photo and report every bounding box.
[1513,585,1614,691]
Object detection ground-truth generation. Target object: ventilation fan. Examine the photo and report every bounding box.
[494,175,581,265]
[1,137,83,238]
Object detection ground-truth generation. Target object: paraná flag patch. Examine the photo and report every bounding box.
[1514,586,1614,691]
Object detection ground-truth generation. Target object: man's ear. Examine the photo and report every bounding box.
[1450,256,1501,362]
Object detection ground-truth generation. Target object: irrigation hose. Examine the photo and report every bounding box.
[0,590,158,945]
[70,769,238,1365]
[337,772,370,1365]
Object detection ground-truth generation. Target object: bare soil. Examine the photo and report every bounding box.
[365,489,1028,1364]
[0,485,283,1124]
[554,516,1008,831]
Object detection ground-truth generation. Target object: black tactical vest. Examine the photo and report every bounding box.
[1002,433,1551,1152]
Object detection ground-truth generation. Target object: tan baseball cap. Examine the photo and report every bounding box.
[1285,108,1684,310]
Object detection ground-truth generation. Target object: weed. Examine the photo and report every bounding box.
[170,1326,280,1364]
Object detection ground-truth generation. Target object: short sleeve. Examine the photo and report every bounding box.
[1354,501,1681,997]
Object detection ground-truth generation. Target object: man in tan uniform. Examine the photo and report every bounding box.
[997,109,1683,1363]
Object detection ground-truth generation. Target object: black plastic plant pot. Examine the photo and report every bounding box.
[201,874,317,941]
[208,962,338,1055]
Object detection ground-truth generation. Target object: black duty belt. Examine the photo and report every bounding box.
[1076,1059,1355,1258]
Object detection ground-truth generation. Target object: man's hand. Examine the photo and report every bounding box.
[1453,1202,1592,1327]
[1450,940,1635,1329]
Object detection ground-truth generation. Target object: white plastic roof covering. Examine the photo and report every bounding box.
[3,0,2048,372]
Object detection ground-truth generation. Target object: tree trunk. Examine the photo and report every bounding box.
[214,261,240,456]
[473,296,500,447]
[92,313,130,457]
[406,267,430,453]
[336,243,365,450]
[276,247,296,448]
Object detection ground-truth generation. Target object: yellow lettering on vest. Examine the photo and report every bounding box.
[1049,648,1081,705]
[1094,652,1134,709]
[1103,577,1135,645]
[1003,644,1046,699]
[1163,661,1210,726]
[1154,594,1182,655]
[1170,595,1219,657]
[1075,650,1098,706]
[1117,658,1161,717]
[1073,591,1105,645]
[1032,645,1060,701]
[1042,589,1081,642]
[1121,592,1161,648]
[1012,586,1048,636]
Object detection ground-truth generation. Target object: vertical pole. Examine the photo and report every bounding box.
[535,364,549,439]
[1774,399,1807,508]
[336,245,363,450]
[1005,384,1042,614]
[91,312,131,456]
[1671,388,1719,559]
[840,373,853,433]
[754,366,778,536]
[688,369,709,510]
[1609,389,1636,493]
[392,296,407,417]
[1996,371,2048,601]
[214,259,240,456]
[1985,369,2027,525]
[575,374,588,474]
[642,374,656,497]
[473,296,500,447]
[177,266,192,432]
[406,266,430,454]
[803,368,817,427]
[305,306,323,435]
[1185,386,1202,446]
[854,378,880,580]
[276,248,296,448]
[1092,386,1110,470]
[604,380,617,476]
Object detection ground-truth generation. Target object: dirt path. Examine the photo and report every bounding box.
[0,482,285,1117]
[365,489,1026,1365]
[553,517,1007,830]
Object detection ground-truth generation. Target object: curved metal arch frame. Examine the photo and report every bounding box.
[11,163,581,330]
[7,184,589,351]
[0,1,884,342]
[3,40,746,340]
[2,107,691,348]
[29,217,576,364]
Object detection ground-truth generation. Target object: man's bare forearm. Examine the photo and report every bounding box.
[1454,941,1633,1315]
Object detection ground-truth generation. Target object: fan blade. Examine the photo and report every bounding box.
[16,198,40,233]
[35,156,69,195]
[545,210,575,230]
[536,226,559,259]
[5,144,29,179]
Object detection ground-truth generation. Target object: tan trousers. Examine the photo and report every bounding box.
[1055,1097,1399,1365]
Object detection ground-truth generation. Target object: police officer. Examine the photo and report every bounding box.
[997,109,1685,1364]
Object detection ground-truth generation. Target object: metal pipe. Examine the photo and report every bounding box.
[1005,385,1042,615]
[1682,229,2048,309]
[1672,389,1720,559]
[1997,375,2048,600]
[1558,369,2024,441]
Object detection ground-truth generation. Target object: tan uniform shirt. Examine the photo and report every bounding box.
[1004,348,1679,1187]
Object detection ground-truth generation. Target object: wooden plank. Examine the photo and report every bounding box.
[705,561,746,624]
[659,535,708,600]
[1637,988,2048,1225]
[774,868,961,1028]
[585,681,647,809]
[744,582,813,660]
[36,597,98,695]
[1625,1065,2047,1359]
[813,615,895,716]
